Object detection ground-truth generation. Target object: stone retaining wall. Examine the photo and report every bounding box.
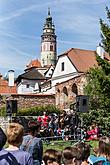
[0,94,55,109]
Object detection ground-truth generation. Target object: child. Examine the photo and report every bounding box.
[62,146,82,165]
[43,149,61,165]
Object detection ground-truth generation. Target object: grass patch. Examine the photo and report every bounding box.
[43,140,98,153]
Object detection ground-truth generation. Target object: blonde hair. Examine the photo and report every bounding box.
[6,122,24,146]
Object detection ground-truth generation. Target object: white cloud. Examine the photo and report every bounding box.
[56,0,107,5]
[58,39,96,46]
[0,29,39,40]
[0,0,108,76]
[10,47,34,58]
[0,1,54,22]
[56,13,99,36]
[0,49,31,70]
[0,5,37,22]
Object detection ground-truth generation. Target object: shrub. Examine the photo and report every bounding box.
[17,104,61,116]
[0,106,6,116]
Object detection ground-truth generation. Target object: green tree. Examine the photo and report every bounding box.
[100,7,110,54]
[81,7,110,133]
[85,55,110,110]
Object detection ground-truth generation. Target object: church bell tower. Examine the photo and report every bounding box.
[41,8,57,67]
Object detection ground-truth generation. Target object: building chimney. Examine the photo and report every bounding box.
[96,43,104,59]
[8,70,14,87]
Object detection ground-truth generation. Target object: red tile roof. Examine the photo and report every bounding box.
[61,48,110,73]
[26,59,41,69]
[0,79,17,94]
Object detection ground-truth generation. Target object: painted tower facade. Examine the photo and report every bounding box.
[41,9,57,67]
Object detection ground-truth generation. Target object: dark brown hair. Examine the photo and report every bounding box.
[98,136,110,156]
[43,149,61,165]
[74,142,90,161]
[62,146,82,165]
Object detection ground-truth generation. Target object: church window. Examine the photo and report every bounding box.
[61,62,64,71]
[26,84,30,88]
[42,59,44,64]
[62,86,68,108]
[50,45,53,51]
[63,87,68,96]
[72,83,78,95]
[57,89,60,93]
[56,89,60,106]
[43,45,46,51]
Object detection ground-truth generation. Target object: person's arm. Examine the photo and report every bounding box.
[38,139,43,164]
[0,127,7,149]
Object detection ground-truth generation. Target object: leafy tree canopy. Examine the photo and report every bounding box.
[82,7,110,134]
[100,6,110,54]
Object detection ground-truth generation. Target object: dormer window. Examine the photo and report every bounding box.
[26,84,30,88]
[61,62,64,71]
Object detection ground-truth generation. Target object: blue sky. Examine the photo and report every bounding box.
[0,0,109,77]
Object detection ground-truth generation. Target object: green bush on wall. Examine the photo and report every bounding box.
[0,106,6,116]
[17,104,61,116]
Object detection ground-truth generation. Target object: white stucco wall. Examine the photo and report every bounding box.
[41,86,55,94]
[17,79,37,94]
[17,84,34,94]
[45,66,54,78]
[52,55,78,87]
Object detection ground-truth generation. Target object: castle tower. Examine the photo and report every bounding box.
[41,8,57,67]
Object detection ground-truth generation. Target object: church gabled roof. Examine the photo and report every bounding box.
[15,68,46,84]
[59,48,110,73]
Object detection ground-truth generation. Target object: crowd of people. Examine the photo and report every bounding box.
[12,110,83,141]
[28,111,100,141]
[0,121,110,165]
[25,110,83,141]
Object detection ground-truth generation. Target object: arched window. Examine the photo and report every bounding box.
[63,87,68,96]
[56,89,60,106]
[43,45,46,51]
[50,45,53,51]
[62,86,68,108]
[72,83,78,95]
[57,89,60,93]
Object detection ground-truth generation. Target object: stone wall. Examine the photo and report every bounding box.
[55,74,87,110]
[0,94,55,109]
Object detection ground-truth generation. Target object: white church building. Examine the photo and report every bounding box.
[15,9,110,104]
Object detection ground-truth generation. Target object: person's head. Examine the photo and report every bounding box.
[62,146,82,165]
[28,121,41,136]
[97,136,110,157]
[43,149,61,165]
[43,111,46,116]
[74,142,90,161]
[0,127,7,149]
[6,122,24,147]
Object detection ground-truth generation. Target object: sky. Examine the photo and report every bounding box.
[0,0,110,77]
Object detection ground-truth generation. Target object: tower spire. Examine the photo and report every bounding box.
[48,7,51,16]
[41,9,57,67]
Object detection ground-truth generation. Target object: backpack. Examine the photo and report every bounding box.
[0,152,20,165]
[88,155,110,165]
[21,136,40,161]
